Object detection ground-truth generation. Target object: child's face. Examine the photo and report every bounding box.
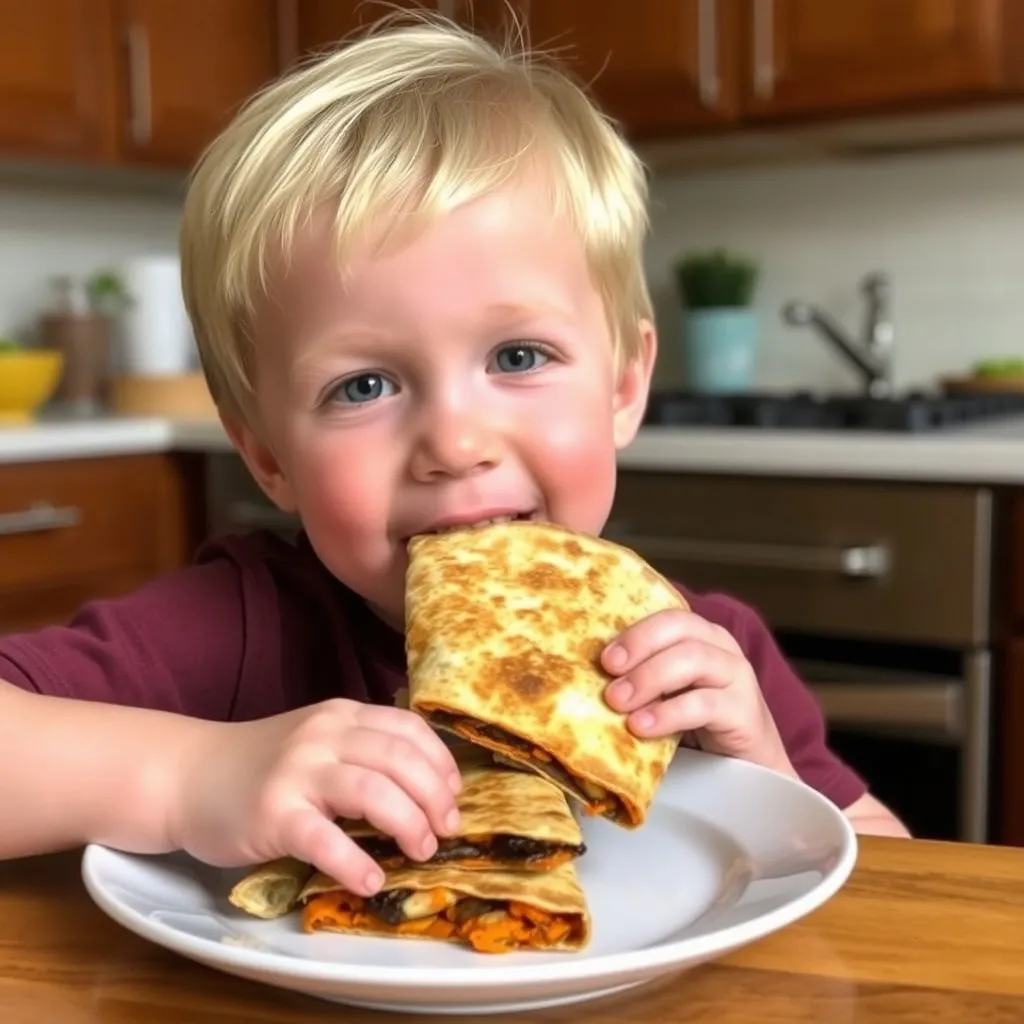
[229,176,655,626]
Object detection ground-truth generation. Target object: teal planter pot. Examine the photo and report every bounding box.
[682,307,759,393]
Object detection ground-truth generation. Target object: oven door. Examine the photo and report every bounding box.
[794,652,991,843]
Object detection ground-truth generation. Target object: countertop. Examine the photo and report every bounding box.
[2,837,1022,1022]
[6,413,1024,483]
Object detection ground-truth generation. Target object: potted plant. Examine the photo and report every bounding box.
[673,248,760,393]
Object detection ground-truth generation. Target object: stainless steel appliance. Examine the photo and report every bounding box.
[608,472,994,843]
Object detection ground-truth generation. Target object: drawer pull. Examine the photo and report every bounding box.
[0,502,81,537]
[604,531,890,579]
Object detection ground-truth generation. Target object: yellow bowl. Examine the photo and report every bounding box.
[0,350,65,424]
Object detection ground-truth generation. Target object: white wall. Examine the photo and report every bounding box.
[645,142,1024,394]
[0,174,180,343]
[2,140,1024,398]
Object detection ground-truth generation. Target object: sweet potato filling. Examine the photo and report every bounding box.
[302,889,583,953]
[426,711,630,824]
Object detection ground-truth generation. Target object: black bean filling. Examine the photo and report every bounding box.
[427,711,622,819]
[363,890,504,926]
[355,833,586,867]
[427,712,585,794]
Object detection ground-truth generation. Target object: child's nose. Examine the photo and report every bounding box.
[409,405,502,480]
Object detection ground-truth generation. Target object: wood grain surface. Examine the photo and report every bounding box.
[1,836,1022,1023]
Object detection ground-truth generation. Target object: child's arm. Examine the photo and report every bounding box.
[842,792,911,837]
[0,679,208,858]
[0,680,462,896]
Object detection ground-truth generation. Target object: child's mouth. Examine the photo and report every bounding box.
[408,510,541,541]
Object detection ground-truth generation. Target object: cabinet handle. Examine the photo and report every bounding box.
[0,502,81,537]
[126,23,152,145]
[752,0,775,98]
[604,529,891,579]
[697,0,720,107]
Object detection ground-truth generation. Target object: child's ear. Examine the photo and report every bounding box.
[612,318,657,450]
[219,410,299,514]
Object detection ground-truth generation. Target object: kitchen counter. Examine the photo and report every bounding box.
[6,414,1024,483]
[3,837,1024,1022]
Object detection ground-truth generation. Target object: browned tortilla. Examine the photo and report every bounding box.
[405,520,685,828]
[299,859,590,952]
[341,748,585,871]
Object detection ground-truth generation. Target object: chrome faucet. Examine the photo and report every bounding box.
[782,272,894,397]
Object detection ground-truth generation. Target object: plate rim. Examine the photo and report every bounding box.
[81,753,858,991]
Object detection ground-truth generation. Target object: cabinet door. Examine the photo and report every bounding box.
[744,0,1015,120]
[525,0,741,138]
[295,0,428,55]
[0,0,116,162]
[114,0,282,169]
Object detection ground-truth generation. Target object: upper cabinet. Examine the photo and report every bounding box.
[2,1,1024,170]
[521,0,1024,139]
[0,0,116,162]
[526,1,740,136]
[114,0,282,168]
[745,0,1023,120]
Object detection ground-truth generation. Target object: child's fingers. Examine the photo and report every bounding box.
[355,704,462,794]
[604,640,737,714]
[601,609,739,677]
[626,687,719,739]
[341,727,461,838]
[279,806,385,896]
[326,764,443,866]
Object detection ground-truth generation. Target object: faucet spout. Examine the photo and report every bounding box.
[781,273,893,397]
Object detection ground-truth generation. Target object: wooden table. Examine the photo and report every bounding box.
[1,835,1023,1022]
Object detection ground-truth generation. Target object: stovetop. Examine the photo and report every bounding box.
[642,390,1024,433]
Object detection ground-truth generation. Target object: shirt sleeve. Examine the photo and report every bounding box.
[0,554,247,721]
[685,588,868,811]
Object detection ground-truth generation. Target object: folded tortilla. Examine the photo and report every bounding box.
[342,749,586,872]
[228,856,313,919]
[300,859,590,953]
[406,520,686,829]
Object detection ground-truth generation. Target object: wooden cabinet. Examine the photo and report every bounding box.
[745,0,1024,121]
[517,0,1024,139]
[4,1,1024,167]
[294,0,425,56]
[0,0,116,162]
[0,454,205,634]
[526,1,741,136]
[0,0,282,170]
[114,0,282,168]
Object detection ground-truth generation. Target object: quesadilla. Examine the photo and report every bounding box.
[343,749,586,872]
[300,859,590,953]
[406,519,686,829]
[228,856,313,919]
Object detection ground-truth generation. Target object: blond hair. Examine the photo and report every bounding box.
[179,10,652,426]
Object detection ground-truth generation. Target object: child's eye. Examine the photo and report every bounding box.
[489,343,551,374]
[332,372,398,404]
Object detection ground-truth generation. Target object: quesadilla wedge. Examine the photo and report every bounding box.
[343,748,586,871]
[228,857,314,920]
[406,519,686,829]
[299,859,590,953]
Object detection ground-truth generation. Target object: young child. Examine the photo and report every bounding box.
[0,15,907,896]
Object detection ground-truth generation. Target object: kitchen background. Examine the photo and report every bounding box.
[7,1,1024,855]
[3,141,1024,393]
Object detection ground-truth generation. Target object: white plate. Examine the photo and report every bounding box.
[82,749,857,1015]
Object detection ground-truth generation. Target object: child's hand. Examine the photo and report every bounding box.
[601,609,796,777]
[171,699,462,897]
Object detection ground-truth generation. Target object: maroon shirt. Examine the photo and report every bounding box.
[0,530,866,810]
